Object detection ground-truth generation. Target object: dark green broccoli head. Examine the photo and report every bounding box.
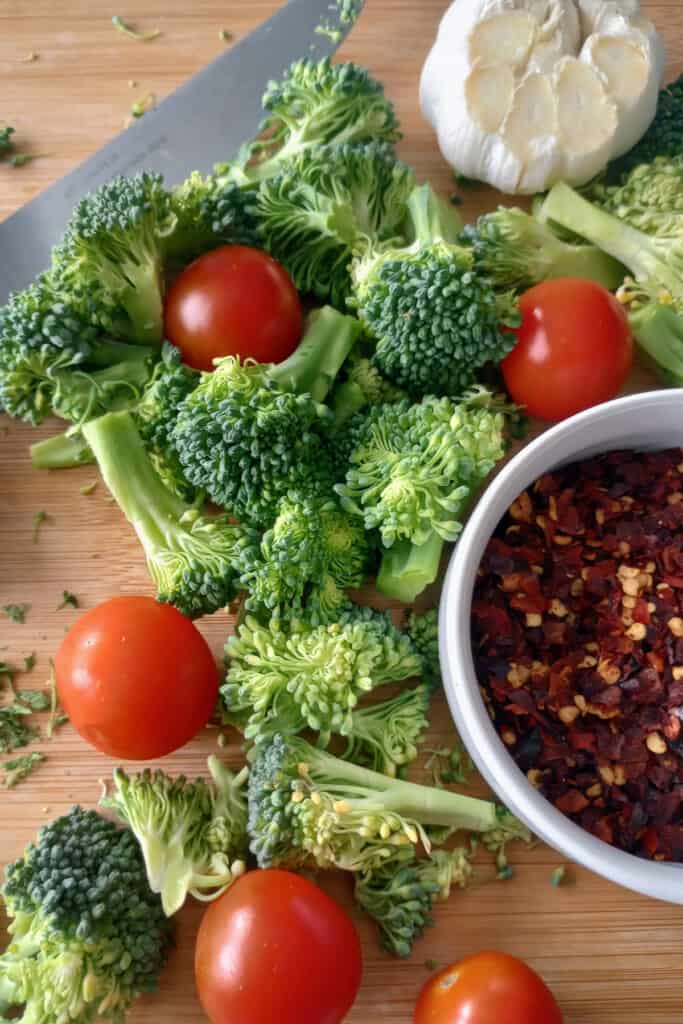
[53,172,173,345]
[256,142,415,306]
[164,171,260,262]
[607,73,683,183]
[351,184,518,397]
[238,490,372,623]
[0,807,172,1023]
[405,608,440,688]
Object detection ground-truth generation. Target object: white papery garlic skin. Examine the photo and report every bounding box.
[419,0,665,195]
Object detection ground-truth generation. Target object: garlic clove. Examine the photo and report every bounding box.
[465,62,516,134]
[576,0,640,37]
[501,73,563,192]
[554,56,619,185]
[468,10,537,68]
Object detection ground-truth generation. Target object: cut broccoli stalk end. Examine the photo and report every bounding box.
[268,305,363,402]
[30,430,94,470]
[376,533,444,603]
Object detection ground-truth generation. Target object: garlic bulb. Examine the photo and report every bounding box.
[419,0,665,195]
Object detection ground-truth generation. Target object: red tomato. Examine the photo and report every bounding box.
[164,244,303,371]
[502,278,633,422]
[55,596,218,760]
[414,951,563,1024]
[195,869,362,1024]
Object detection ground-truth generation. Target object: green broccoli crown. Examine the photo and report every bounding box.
[0,807,172,1023]
[351,184,518,397]
[238,490,371,623]
[256,142,414,306]
[53,172,173,345]
[222,609,420,747]
[336,388,511,548]
[247,733,506,873]
[587,155,683,237]
[164,171,260,261]
[0,277,153,424]
[405,608,440,689]
[343,683,432,778]
[173,307,361,526]
[354,845,473,957]
[101,757,249,917]
[607,73,683,183]
[82,411,255,618]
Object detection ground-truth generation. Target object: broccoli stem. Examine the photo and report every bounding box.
[119,257,165,346]
[540,183,683,303]
[407,182,463,246]
[269,305,363,402]
[332,377,368,425]
[376,533,444,603]
[538,238,625,289]
[30,431,94,470]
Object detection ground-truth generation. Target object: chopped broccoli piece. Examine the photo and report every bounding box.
[222,611,421,747]
[350,183,518,398]
[31,509,48,543]
[238,490,372,624]
[52,172,174,345]
[173,306,362,526]
[406,608,440,689]
[247,733,529,872]
[461,206,625,293]
[606,73,683,183]
[336,388,513,601]
[256,142,414,306]
[230,58,400,185]
[100,757,248,916]
[342,684,432,778]
[82,410,255,618]
[3,751,45,788]
[0,807,172,1022]
[354,845,473,957]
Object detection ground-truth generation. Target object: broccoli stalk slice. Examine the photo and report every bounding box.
[376,532,444,603]
[540,182,683,305]
[30,430,93,470]
[268,305,363,402]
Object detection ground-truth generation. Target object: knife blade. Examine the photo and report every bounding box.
[0,0,364,303]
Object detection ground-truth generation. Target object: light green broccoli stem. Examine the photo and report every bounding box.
[406,181,463,246]
[540,182,683,305]
[376,532,444,603]
[269,305,363,402]
[627,303,683,385]
[30,430,93,470]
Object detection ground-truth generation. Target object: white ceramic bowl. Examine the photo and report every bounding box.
[440,389,683,903]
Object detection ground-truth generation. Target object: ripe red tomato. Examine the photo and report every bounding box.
[502,278,633,422]
[164,244,303,371]
[55,596,218,760]
[414,951,563,1024]
[195,869,362,1024]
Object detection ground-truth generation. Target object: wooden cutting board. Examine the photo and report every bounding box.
[1,2,683,1021]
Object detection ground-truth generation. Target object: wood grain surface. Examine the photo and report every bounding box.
[1,2,683,1022]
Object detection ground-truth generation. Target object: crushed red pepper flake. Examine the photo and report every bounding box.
[472,449,683,862]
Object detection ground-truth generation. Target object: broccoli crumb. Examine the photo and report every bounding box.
[45,662,68,739]
[131,93,156,119]
[551,865,567,887]
[56,590,79,611]
[23,653,36,672]
[219,28,233,41]
[424,959,439,972]
[32,509,48,543]
[497,865,514,881]
[424,742,474,787]
[3,604,30,624]
[79,480,98,495]
[3,751,45,787]
[112,15,161,42]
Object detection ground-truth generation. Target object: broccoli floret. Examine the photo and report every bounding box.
[461,206,625,293]
[256,142,414,307]
[100,757,248,916]
[331,351,406,426]
[405,608,440,689]
[163,171,260,263]
[82,410,255,618]
[606,73,683,183]
[585,155,683,237]
[230,59,400,185]
[247,733,528,872]
[0,277,153,425]
[0,807,172,1023]
[222,611,421,747]
[540,180,683,386]
[238,490,372,623]
[336,388,513,601]
[350,183,518,398]
[173,306,362,526]
[342,684,432,778]
[52,173,174,345]
[354,845,473,957]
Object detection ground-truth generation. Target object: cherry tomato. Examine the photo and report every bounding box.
[164,244,303,371]
[502,278,633,422]
[414,951,563,1024]
[195,869,362,1024]
[55,596,218,760]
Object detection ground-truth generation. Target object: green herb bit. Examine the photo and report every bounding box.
[131,93,156,119]
[32,509,48,543]
[14,690,50,712]
[80,480,98,496]
[3,751,45,787]
[219,28,233,41]
[112,15,161,42]
[3,604,30,624]
[46,661,68,739]
[57,591,79,611]
[24,653,36,672]
[551,865,567,887]
[10,152,51,167]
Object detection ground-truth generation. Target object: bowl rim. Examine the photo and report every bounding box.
[439,388,683,904]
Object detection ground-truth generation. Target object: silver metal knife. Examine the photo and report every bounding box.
[0,0,363,303]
